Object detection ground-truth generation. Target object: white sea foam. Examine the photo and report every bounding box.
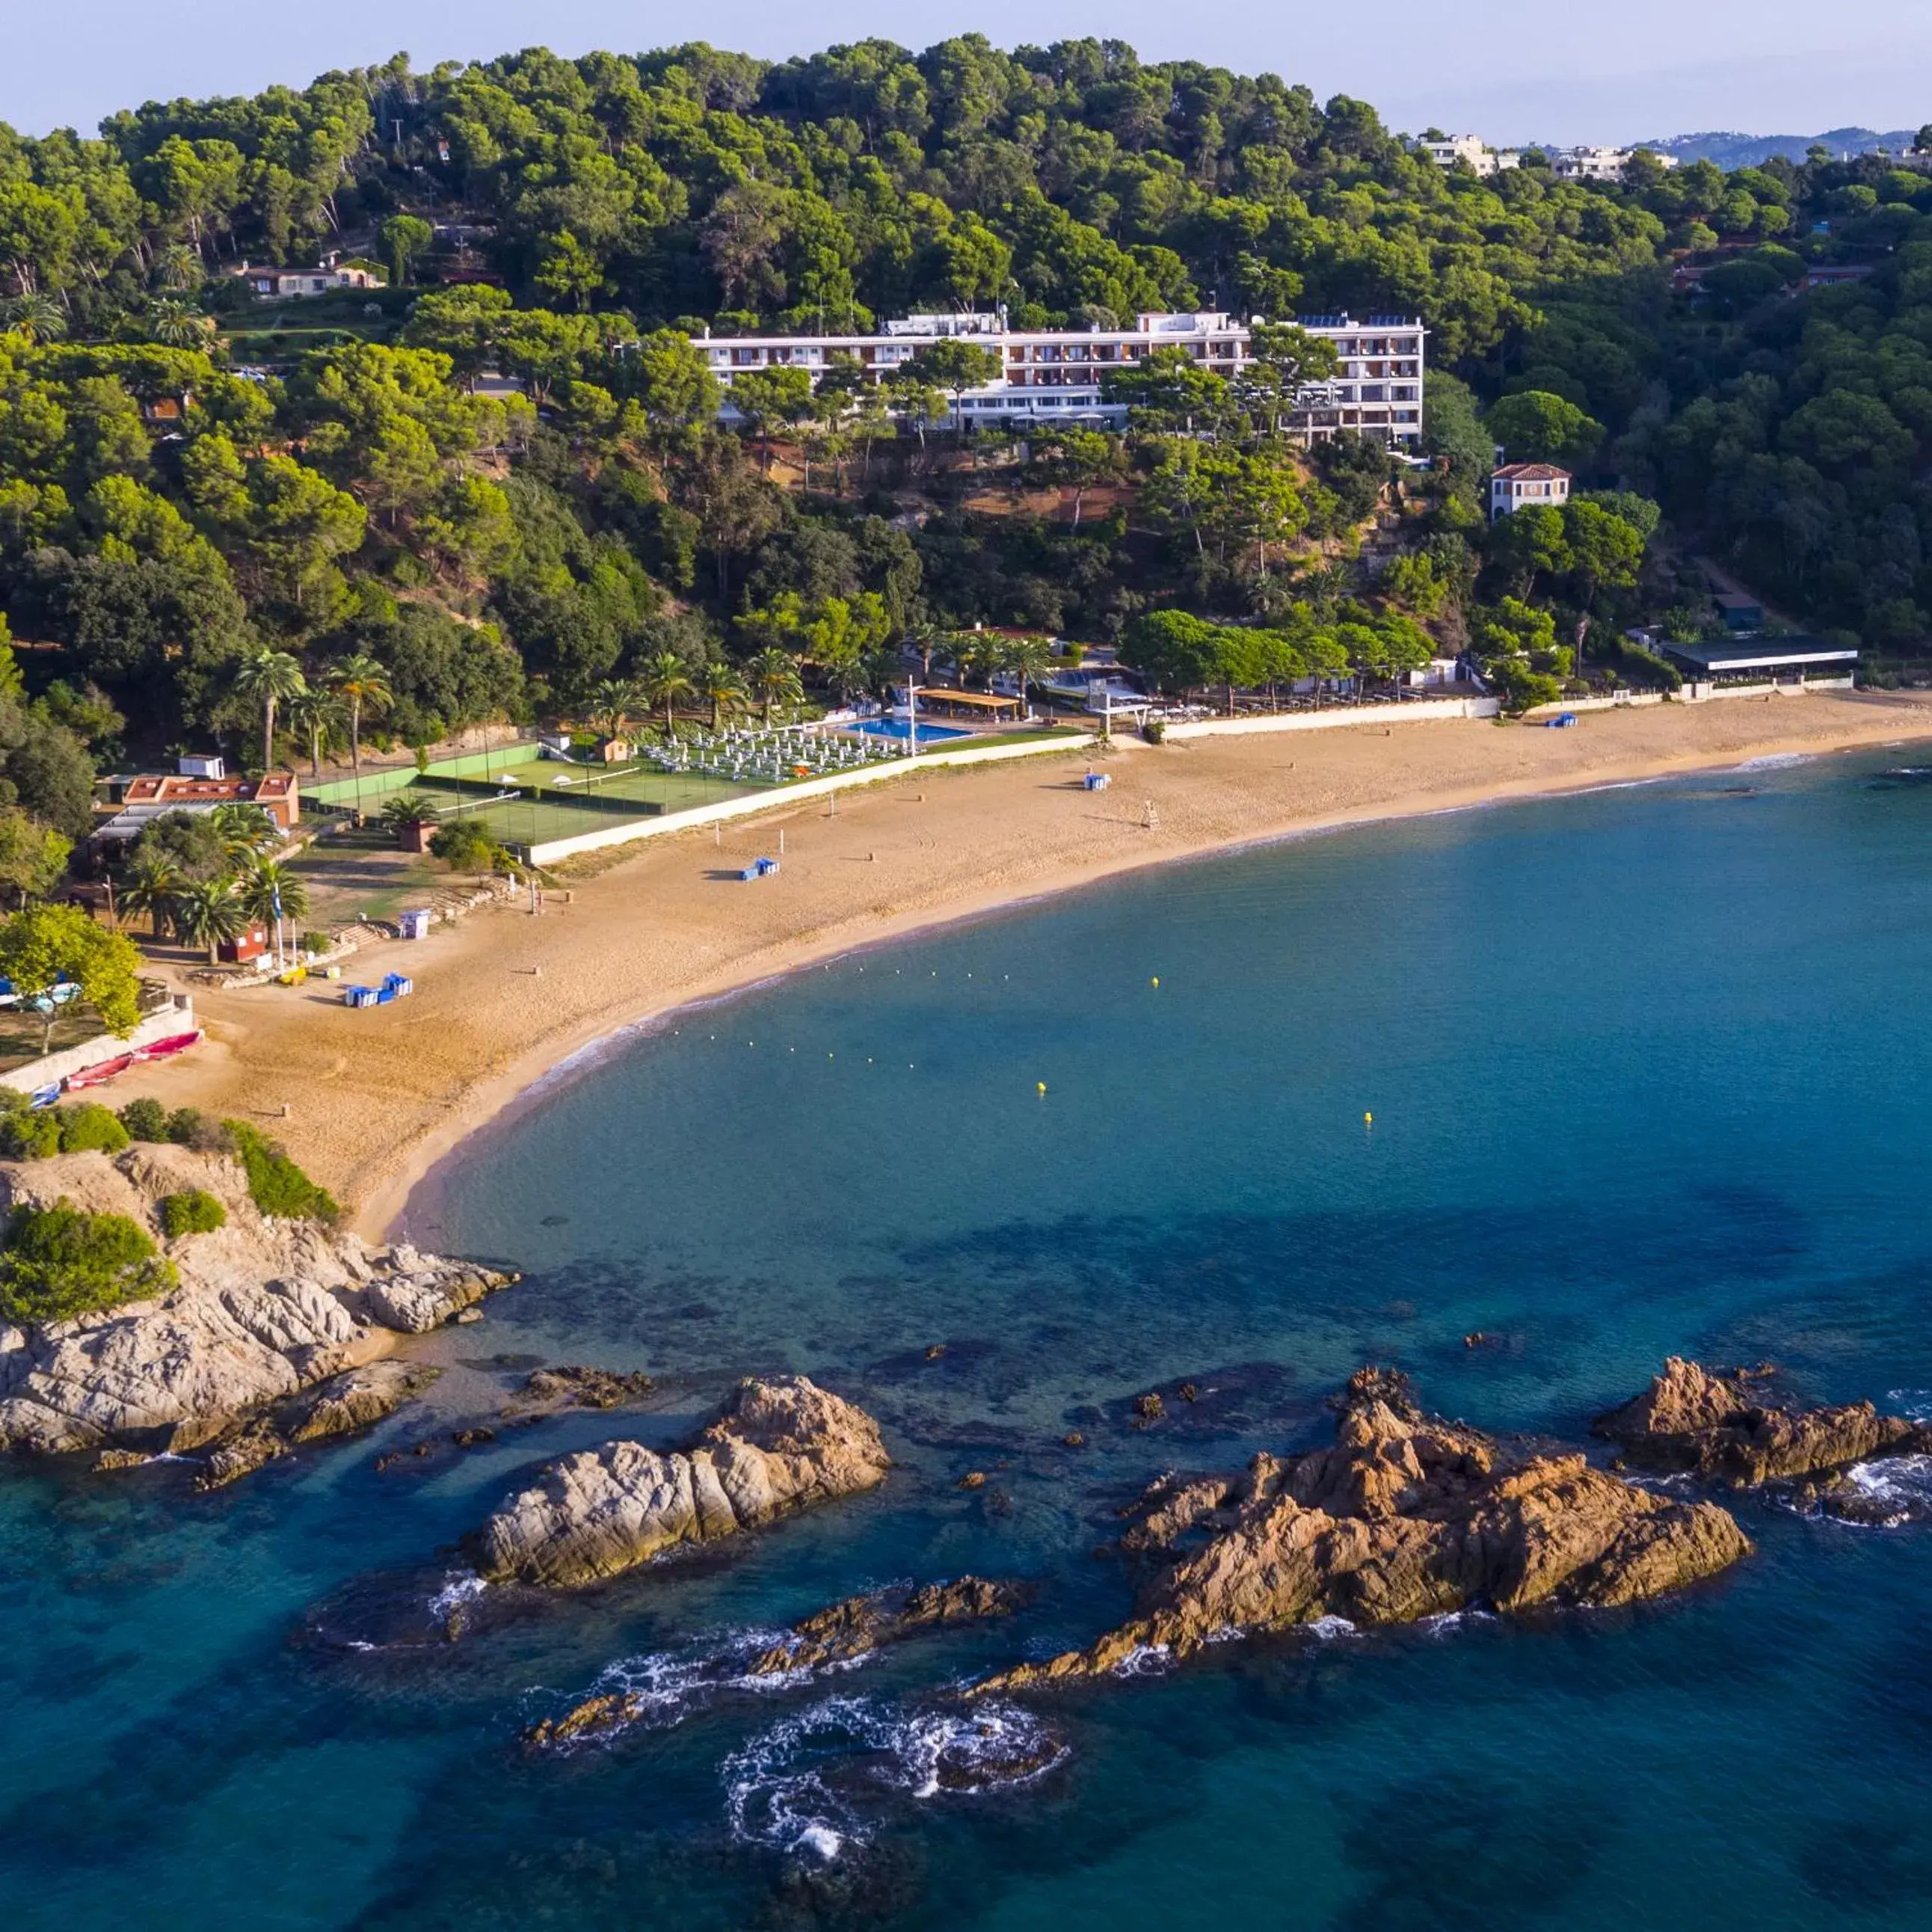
[1733,752,1814,772]
[1839,1454,1932,1529]
[427,1572,487,1619]
[722,1694,1068,1859]
[1420,1608,1498,1638]
[527,1628,867,1749]
[1110,1641,1173,1677]
[1305,1614,1359,1641]
[1885,1388,1932,1426]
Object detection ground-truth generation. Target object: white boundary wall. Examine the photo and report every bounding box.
[526,731,1097,866]
[1162,696,1499,740]
[0,997,198,1098]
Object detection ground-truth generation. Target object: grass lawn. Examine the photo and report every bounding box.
[287,825,448,927]
[0,1003,104,1076]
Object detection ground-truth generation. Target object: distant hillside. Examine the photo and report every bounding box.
[1635,128,1922,169]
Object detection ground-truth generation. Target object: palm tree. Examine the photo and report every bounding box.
[584,678,640,742]
[702,662,749,731]
[1001,635,1056,720]
[233,647,307,773]
[170,876,246,965]
[746,647,803,727]
[235,857,310,927]
[286,686,346,778]
[209,800,278,861]
[119,849,183,939]
[0,294,66,345]
[945,633,993,690]
[155,244,202,292]
[144,298,215,349]
[638,650,696,739]
[327,653,393,775]
[380,790,437,840]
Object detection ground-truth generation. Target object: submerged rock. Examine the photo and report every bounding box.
[1592,1357,1931,1487]
[974,1368,1750,1693]
[286,1361,442,1445]
[523,1691,642,1750]
[197,1418,290,1490]
[474,1375,890,1588]
[0,1149,511,1459]
[507,1365,656,1412]
[522,1576,1028,1749]
[192,1361,444,1489]
[751,1576,1028,1676]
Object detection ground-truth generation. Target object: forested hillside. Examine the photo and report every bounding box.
[0,34,1925,853]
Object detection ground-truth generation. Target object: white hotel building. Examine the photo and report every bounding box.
[691,309,1427,446]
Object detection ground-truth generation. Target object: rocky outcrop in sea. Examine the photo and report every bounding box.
[473,1374,890,1587]
[974,1368,1751,1692]
[0,1146,514,1461]
[522,1576,1025,1749]
[1593,1356,1932,1487]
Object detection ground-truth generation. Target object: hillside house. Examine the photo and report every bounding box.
[1490,463,1572,521]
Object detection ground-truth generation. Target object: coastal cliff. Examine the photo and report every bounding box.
[0,1145,513,1458]
[473,1375,890,1587]
[976,1369,1751,1693]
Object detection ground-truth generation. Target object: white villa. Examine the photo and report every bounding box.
[688,309,1428,446]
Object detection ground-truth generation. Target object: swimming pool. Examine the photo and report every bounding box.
[845,719,971,743]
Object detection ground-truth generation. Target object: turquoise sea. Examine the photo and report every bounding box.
[4,746,1932,1928]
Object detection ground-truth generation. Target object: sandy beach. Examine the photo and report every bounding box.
[117,689,1932,1236]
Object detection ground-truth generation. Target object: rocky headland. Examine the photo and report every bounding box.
[975,1368,1751,1693]
[473,1374,890,1588]
[1593,1356,1932,1491]
[0,1145,514,1466]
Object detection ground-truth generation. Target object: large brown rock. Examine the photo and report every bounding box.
[1593,1356,1930,1486]
[976,1369,1750,1693]
[473,1376,890,1587]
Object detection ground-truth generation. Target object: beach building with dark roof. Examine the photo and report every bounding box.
[1660,637,1858,689]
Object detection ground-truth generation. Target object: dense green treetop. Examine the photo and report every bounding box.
[0,33,1925,779]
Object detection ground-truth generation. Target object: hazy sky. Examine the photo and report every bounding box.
[7,1,1930,144]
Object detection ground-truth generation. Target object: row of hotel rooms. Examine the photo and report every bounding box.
[687,310,1427,445]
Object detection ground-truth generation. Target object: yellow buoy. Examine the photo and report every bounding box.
[1364,1110,1373,1126]
[1037,1081,1047,1097]
[1151,976,1160,988]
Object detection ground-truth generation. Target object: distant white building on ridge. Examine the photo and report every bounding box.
[1418,135,1522,178]
[1549,146,1677,183]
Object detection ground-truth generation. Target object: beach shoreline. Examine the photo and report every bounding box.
[114,690,1932,1238]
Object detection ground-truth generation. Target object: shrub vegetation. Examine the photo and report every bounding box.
[56,1102,130,1155]
[159,1188,227,1238]
[0,1200,176,1326]
[224,1121,340,1223]
[117,1098,170,1140]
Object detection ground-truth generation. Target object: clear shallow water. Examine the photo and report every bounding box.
[6,751,1932,1927]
